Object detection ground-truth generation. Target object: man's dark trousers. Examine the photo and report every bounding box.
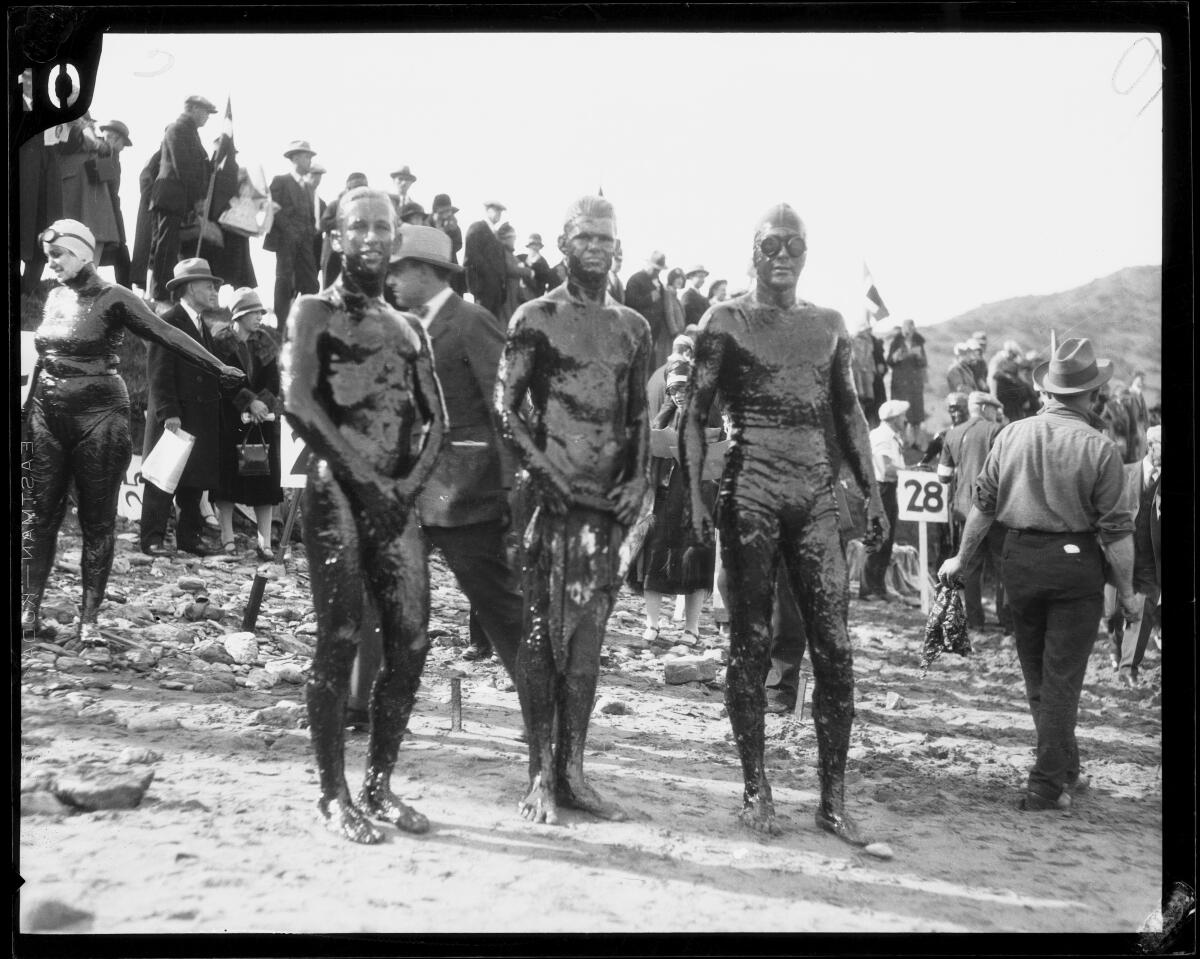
[273,240,319,332]
[765,570,808,704]
[960,520,1009,629]
[140,481,207,551]
[150,212,182,301]
[1002,529,1105,802]
[862,480,897,596]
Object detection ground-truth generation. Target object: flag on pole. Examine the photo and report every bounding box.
[863,261,890,323]
[212,97,236,172]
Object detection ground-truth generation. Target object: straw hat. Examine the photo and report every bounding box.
[390,224,463,273]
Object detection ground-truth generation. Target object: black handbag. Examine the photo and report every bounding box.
[237,424,271,477]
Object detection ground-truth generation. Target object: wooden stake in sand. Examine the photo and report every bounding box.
[241,490,301,632]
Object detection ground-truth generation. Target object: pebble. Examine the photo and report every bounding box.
[701,646,729,664]
[193,638,236,664]
[884,692,906,710]
[252,702,306,728]
[224,633,260,664]
[599,699,630,715]
[21,790,73,816]
[54,657,91,673]
[864,843,895,860]
[193,678,237,694]
[53,767,155,811]
[295,622,319,636]
[141,623,190,645]
[245,668,278,690]
[126,713,181,731]
[22,899,95,931]
[272,635,316,657]
[118,747,162,765]
[81,648,112,665]
[664,656,719,685]
[77,707,119,725]
[124,647,161,669]
[126,553,156,566]
[264,660,305,684]
[177,575,206,592]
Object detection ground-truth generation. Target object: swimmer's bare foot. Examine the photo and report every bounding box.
[557,776,629,821]
[519,772,559,825]
[815,805,867,846]
[317,795,383,845]
[358,782,430,835]
[738,793,782,837]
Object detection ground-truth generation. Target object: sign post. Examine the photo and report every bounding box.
[896,469,950,614]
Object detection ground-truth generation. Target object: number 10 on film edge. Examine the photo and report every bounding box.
[896,470,949,524]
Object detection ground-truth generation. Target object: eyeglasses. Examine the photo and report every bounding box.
[40,227,95,251]
[758,234,806,259]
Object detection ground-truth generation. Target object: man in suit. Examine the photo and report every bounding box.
[390,164,417,213]
[97,119,133,288]
[307,162,328,275]
[464,200,508,316]
[139,258,227,556]
[624,251,674,368]
[430,193,465,296]
[680,264,710,327]
[1105,424,1162,685]
[517,233,556,301]
[264,140,321,330]
[384,225,523,679]
[149,95,217,304]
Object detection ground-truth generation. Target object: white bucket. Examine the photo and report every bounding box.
[141,427,195,495]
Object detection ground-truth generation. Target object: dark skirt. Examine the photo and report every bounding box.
[627,468,715,595]
[211,417,283,507]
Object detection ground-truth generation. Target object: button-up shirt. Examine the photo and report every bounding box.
[973,397,1133,543]
[869,421,905,483]
[416,285,454,331]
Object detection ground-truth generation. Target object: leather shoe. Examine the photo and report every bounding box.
[1019,790,1071,811]
[141,542,175,558]
[461,646,493,662]
[177,540,214,557]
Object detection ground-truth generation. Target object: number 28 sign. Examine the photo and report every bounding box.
[896,470,949,524]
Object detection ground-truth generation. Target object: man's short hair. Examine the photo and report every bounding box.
[562,195,615,234]
[337,187,395,228]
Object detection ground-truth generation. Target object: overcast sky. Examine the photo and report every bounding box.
[89,30,1163,327]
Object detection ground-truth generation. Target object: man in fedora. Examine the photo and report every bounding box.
[319,172,368,287]
[390,165,417,212]
[380,224,524,681]
[97,119,134,288]
[149,95,217,304]
[399,201,428,227]
[430,193,465,295]
[464,200,508,317]
[265,140,320,330]
[940,337,1138,812]
[624,251,675,368]
[680,264,711,327]
[517,233,555,301]
[140,258,229,557]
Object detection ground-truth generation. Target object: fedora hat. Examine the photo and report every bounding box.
[98,119,132,146]
[165,257,223,291]
[1033,337,1113,395]
[230,287,266,322]
[283,139,316,159]
[685,264,708,278]
[432,193,458,214]
[391,165,417,182]
[399,201,427,221]
[390,224,463,273]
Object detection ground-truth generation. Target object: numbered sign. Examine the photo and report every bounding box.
[896,470,949,524]
[280,424,310,489]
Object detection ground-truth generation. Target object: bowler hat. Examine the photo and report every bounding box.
[185,95,218,113]
[283,139,316,159]
[98,119,132,146]
[526,233,544,249]
[391,165,417,182]
[432,193,458,214]
[390,224,464,273]
[165,257,223,291]
[399,201,427,221]
[1032,337,1113,395]
[878,399,909,421]
[685,264,708,278]
[968,391,1002,409]
[230,287,267,322]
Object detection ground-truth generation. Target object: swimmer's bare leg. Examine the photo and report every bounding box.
[358,523,432,835]
[517,599,559,825]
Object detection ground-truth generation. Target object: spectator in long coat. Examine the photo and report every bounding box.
[130,148,161,293]
[57,114,122,262]
[886,318,927,434]
[946,342,982,395]
[463,200,508,316]
[18,132,63,295]
[517,233,556,301]
[680,265,710,326]
[95,120,134,288]
[149,95,218,303]
[263,139,320,327]
[625,251,676,368]
[431,193,466,296]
